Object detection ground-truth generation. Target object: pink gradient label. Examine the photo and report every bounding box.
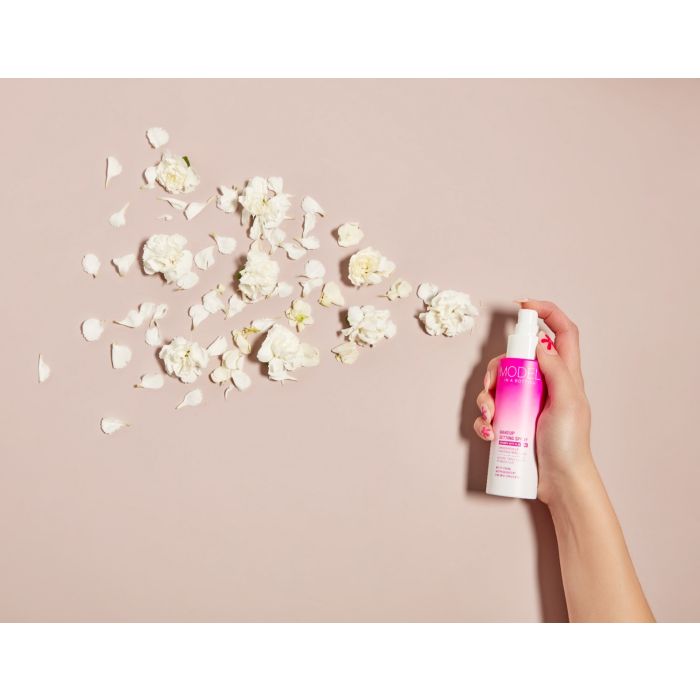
[488,358,544,490]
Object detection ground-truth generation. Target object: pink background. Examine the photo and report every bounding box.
[1,80,698,621]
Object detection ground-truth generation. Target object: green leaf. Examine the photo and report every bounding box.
[182,155,191,167]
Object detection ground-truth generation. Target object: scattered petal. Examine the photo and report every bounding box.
[194,246,216,270]
[304,259,326,280]
[101,417,129,434]
[385,278,413,301]
[145,326,162,346]
[299,235,320,250]
[175,271,199,290]
[111,343,132,369]
[281,241,306,260]
[332,341,360,365]
[231,369,251,391]
[111,253,136,276]
[184,197,213,221]
[146,127,170,149]
[202,289,225,314]
[210,233,237,254]
[189,304,210,329]
[216,186,239,213]
[82,254,101,278]
[301,195,325,216]
[207,336,228,357]
[105,156,122,187]
[109,202,130,228]
[81,318,105,342]
[274,281,293,298]
[116,303,155,328]
[226,294,246,319]
[159,196,188,211]
[176,388,203,409]
[136,373,164,390]
[301,278,324,297]
[142,166,157,189]
[336,222,364,247]
[319,281,345,307]
[152,304,168,322]
[38,354,50,383]
[417,282,439,304]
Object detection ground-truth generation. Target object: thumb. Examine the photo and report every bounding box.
[536,331,575,401]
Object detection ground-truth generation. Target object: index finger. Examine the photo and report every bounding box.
[520,299,582,380]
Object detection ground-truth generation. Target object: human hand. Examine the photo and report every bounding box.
[474,300,595,505]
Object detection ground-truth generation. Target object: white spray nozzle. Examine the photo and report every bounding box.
[514,309,539,336]
[506,308,540,359]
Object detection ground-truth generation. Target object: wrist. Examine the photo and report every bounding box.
[544,455,601,521]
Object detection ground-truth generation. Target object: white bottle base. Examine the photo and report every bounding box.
[485,482,538,500]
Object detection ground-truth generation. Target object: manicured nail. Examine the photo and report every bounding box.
[480,425,493,440]
[513,298,529,304]
[538,330,557,353]
[480,404,489,422]
[483,370,490,390]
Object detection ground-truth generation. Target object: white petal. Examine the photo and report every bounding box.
[267,176,284,194]
[136,373,164,389]
[157,214,173,221]
[224,385,233,399]
[176,271,199,290]
[319,281,345,307]
[146,126,170,149]
[301,278,324,297]
[302,212,317,237]
[301,195,325,216]
[226,294,246,319]
[274,281,293,299]
[176,388,203,409]
[216,186,238,213]
[210,233,237,254]
[38,354,50,383]
[299,235,320,250]
[111,343,132,369]
[145,326,162,346]
[81,318,105,342]
[159,196,188,211]
[207,335,228,357]
[231,370,251,391]
[194,246,216,270]
[116,303,154,328]
[210,366,232,384]
[304,259,326,279]
[336,222,364,247]
[386,278,413,301]
[142,166,157,189]
[332,341,360,365]
[251,317,275,332]
[417,282,439,304]
[109,202,129,228]
[111,253,136,276]
[184,198,212,221]
[105,156,122,187]
[281,241,306,260]
[101,417,128,434]
[82,253,101,277]
[189,304,210,329]
[202,289,225,314]
[152,303,168,322]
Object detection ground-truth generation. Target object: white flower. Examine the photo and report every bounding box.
[331,341,360,365]
[286,298,314,332]
[238,249,280,303]
[299,259,326,297]
[239,176,292,247]
[418,289,479,337]
[159,337,209,383]
[348,246,395,286]
[257,324,320,382]
[342,305,396,347]
[210,349,251,391]
[318,281,345,308]
[142,234,194,285]
[336,222,364,247]
[385,278,412,301]
[155,152,200,194]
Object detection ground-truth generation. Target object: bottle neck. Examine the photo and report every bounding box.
[506,333,538,360]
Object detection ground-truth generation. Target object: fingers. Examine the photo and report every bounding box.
[473,416,494,441]
[535,330,576,401]
[520,299,583,386]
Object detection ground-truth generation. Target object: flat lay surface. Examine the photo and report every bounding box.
[1,79,698,621]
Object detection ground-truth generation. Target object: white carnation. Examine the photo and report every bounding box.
[239,176,292,247]
[336,222,364,247]
[155,152,200,194]
[159,337,209,383]
[348,247,395,286]
[419,289,479,337]
[142,234,194,284]
[342,305,396,347]
[238,249,280,303]
[257,324,320,382]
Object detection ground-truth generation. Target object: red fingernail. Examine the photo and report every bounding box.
[538,332,556,352]
[480,404,489,422]
[480,425,492,440]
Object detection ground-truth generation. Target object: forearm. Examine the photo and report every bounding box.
[548,460,655,623]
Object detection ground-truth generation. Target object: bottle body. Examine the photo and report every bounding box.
[485,357,544,499]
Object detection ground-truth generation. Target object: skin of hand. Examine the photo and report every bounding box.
[474,299,594,505]
[473,299,654,622]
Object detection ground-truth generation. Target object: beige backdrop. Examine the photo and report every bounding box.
[1,80,698,622]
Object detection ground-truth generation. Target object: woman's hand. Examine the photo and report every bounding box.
[474,299,595,505]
